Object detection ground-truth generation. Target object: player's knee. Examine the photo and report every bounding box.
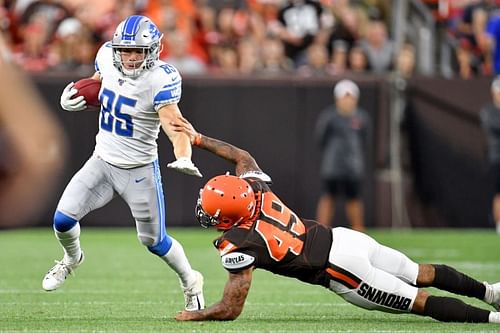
[137,233,156,247]
[53,210,78,232]
[146,235,173,256]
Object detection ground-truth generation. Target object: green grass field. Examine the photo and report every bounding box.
[1,228,500,332]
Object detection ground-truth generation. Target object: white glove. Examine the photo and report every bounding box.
[167,157,203,177]
[240,170,272,184]
[60,82,87,111]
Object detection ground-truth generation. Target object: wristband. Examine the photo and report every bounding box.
[194,133,202,146]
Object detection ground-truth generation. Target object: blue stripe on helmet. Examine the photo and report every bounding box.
[122,15,143,41]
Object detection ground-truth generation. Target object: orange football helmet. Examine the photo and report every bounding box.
[196,174,256,230]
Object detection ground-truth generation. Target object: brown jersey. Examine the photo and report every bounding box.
[213,178,333,287]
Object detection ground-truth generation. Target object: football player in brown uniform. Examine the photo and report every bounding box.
[171,116,500,324]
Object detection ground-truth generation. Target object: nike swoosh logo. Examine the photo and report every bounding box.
[135,177,146,183]
[171,76,178,81]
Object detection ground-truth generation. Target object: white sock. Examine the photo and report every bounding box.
[489,312,500,323]
[54,222,82,265]
[160,237,195,288]
[484,282,494,304]
[496,222,500,234]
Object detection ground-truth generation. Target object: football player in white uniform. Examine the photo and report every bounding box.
[42,15,204,312]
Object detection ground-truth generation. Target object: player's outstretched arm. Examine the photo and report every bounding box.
[175,267,253,321]
[170,116,262,177]
[159,104,202,177]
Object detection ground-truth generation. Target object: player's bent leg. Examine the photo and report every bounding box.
[327,228,418,313]
[419,263,496,307]
[369,239,419,286]
[328,259,418,313]
[53,211,82,265]
[43,211,84,291]
[138,227,205,311]
[43,156,114,291]
[125,161,204,311]
[415,289,492,323]
[140,230,205,311]
[161,237,205,311]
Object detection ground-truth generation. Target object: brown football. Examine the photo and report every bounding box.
[74,78,101,107]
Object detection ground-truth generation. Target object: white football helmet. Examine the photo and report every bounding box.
[111,15,163,78]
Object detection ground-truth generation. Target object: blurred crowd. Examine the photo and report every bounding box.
[425,0,500,79]
[0,0,499,78]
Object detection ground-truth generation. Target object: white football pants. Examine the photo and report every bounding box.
[327,227,419,313]
[57,154,166,249]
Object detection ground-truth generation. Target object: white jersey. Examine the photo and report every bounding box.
[93,42,182,168]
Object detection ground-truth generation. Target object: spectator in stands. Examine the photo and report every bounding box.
[50,17,95,74]
[479,76,500,235]
[455,37,478,79]
[396,42,416,79]
[0,34,67,227]
[85,0,136,43]
[325,0,365,54]
[163,30,207,75]
[12,17,56,72]
[274,0,332,67]
[329,39,348,75]
[486,8,500,75]
[297,42,332,77]
[17,0,70,45]
[456,4,493,76]
[237,36,262,74]
[456,0,489,47]
[192,3,217,65]
[348,42,369,73]
[315,79,371,232]
[257,36,293,75]
[214,44,239,74]
[359,18,394,74]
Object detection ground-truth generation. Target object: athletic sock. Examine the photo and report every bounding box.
[490,312,500,323]
[496,222,500,235]
[484,282,495,304]
[423,295,490,323]
[160,237,195,288]
[54,222,82,265]
[432,264,486,299]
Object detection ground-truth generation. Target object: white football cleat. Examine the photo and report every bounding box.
[42,252,84,291]
[182,270,205,311]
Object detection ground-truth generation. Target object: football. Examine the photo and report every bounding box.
[74,78,101,108]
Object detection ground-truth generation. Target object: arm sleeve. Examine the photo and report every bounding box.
[152,64,182,111]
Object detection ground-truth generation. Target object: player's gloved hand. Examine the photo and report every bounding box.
[167,157,203,177]
[240,170,272,184]
[60,82,87,111]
